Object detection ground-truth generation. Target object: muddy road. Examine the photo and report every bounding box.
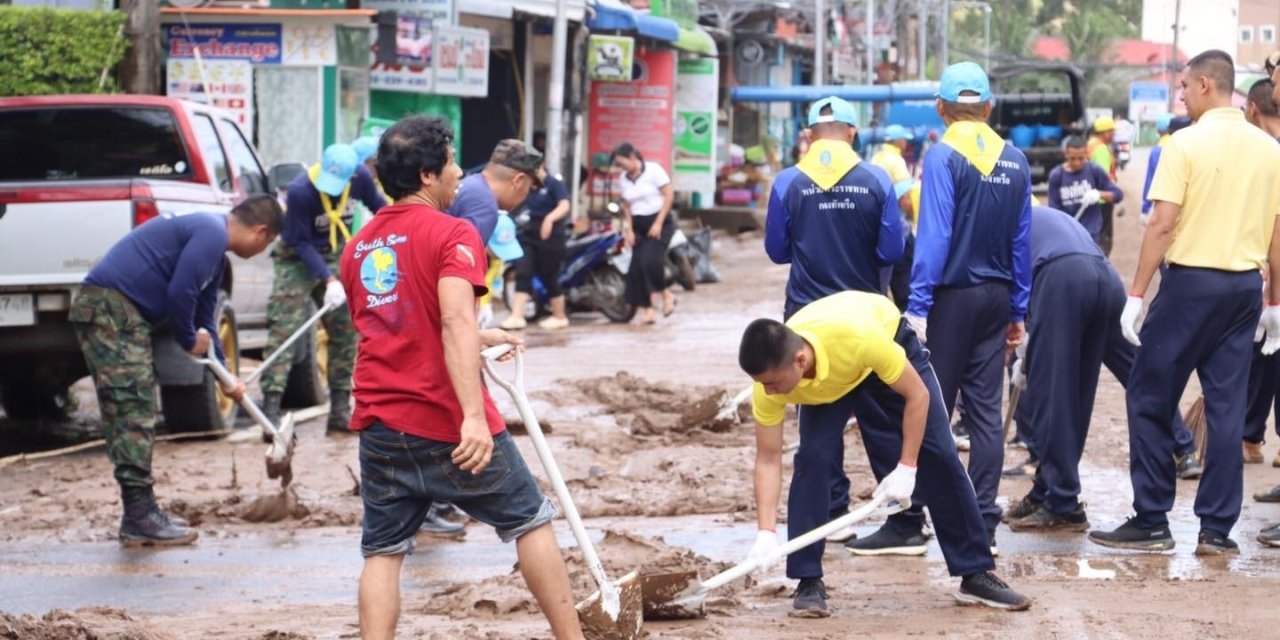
[4,148,1280,638]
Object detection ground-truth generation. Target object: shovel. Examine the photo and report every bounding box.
[244,301,338,386]
[482,345,644,640]
[195,351,297,487]
[641,493,905,620]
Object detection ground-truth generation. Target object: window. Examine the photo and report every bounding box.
[220,119,267,195]
[1241,26,1254,43]
[190,114,232,193]
[1263,25,1276,43]
[0,107,192,182]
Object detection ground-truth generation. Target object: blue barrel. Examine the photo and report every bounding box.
[1010,124,1036,149]
[1037,124,1064,144]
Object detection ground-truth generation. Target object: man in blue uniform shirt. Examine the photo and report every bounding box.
[853,62,1032,555]
[1047,136,1123,249]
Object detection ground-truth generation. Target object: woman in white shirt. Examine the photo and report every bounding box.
[612,142,676,324]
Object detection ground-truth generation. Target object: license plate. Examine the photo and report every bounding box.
[0,294,35,327]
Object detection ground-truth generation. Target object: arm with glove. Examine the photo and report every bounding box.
[1260,215,1280,355]
[876,359,929,510]
[747,420,785,570]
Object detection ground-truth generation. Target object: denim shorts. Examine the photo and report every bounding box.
[359,423,557,557]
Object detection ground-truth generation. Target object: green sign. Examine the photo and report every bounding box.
[649,0,698,29]
[674,58,718,202]
[588,35,634,82]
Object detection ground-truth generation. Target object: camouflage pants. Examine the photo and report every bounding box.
[259,248,356,394]
[69,286,157,489]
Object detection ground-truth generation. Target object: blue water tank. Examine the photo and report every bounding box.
[1010,125,1036,149]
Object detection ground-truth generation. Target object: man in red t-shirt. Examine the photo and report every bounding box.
[340,116,584,640]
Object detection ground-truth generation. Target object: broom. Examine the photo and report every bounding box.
[1184,395,1208,461]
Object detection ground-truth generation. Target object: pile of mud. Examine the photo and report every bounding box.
[0,607,175,640]
[166,489,359,528]
[416,530,741,620]
[563,372,751,439]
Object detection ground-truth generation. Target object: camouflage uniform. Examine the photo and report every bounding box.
[69,286,158,489]
[259,242,356,394]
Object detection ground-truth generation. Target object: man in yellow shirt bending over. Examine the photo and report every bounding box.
[738,291,1031,618]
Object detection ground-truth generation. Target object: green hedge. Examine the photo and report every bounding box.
[0,7,128,96]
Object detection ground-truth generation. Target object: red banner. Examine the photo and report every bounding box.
[587,48,676,194]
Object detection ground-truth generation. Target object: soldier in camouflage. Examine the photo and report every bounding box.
[261,143,386,434]
[71,196,282,546]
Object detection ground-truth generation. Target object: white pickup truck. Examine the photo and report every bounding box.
[0,95,321,431]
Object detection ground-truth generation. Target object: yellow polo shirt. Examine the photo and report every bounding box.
[1148,108,1280,271]
[752,292,907,426]
[870,144,912,184]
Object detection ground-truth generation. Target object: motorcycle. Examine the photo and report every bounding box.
[602,202,698,292]
[501,209,635,324]
[1114,140,1131,171]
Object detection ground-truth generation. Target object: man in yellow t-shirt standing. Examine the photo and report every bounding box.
[870,124,914,185]
[738,291,1030,617]
[1091,50,1280,554]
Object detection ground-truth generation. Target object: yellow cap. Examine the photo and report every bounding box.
[1092,116,1116,133]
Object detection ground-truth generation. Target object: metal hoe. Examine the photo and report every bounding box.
[243,301,338,386]
[196,354,297,486]
[482,346,643,640]
[641,493,905,620]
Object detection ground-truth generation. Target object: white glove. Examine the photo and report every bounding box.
[324,279,348,309]
[905,314,928,344]
[1011,357,1027,389]
[1014,331,1028,360]
[1083,188,1102,206]
[1261,306,1280,355]
[1120,295,1144,346]
[746,529,781,571]
[873,463,917,509]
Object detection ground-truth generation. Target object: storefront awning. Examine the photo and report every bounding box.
[587,0,679,43]
[674,27,717,56]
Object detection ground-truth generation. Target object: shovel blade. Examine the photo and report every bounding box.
[575,571,644,640]
[264,412,296,487]
[640,571,706,620]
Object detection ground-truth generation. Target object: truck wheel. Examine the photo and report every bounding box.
[282,299,328,409]
[159,292,239,432]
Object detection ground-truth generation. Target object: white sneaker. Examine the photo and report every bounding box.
[500,315,527,330]
[538,316,569,330]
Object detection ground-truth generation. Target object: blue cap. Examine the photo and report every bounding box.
[316,144,358,197]
[893,179,916,199]
[807,97,858,127]
[884,124,913,141]
[488,215,524,261]
[352,136,378,164]
[937,62,991,103]
[1155,113,1175,132]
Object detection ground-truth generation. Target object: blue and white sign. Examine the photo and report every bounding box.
[167,23,283,64]
[1129,82,1170,122]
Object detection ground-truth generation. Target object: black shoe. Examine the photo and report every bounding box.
[789,577,830,618]
[1008,504,1090,532]
[419,504,466,538]
[845,524,927,556]
[1175,452,1203,480]
[1195,530,1239,556]
[261,392,283,443]
[1254,484,1280,503]
[1088,516,1174,551]
[1001,455,1037,477]
[119,487,198,547]
[955,572,1031,611]
[1002,494,1042,523]
[1257,524,1280,547]
[327,389,352,435]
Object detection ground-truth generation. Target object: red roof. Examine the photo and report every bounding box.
[1030,37,1187,66]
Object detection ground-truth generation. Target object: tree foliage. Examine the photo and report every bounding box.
[0,7,128,96]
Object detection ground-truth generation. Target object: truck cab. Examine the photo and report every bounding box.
[988,63,1088,185]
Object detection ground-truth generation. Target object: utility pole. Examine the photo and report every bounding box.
[545,0,569,177]
[1167,0,1182,111]
[940,0,949,70]
[119,0,160,95]
[815,0,826,85]
[918,0,928,80]
[866,0,875,84]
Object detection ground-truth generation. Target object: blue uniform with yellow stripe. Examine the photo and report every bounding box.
[908,121,1032,534]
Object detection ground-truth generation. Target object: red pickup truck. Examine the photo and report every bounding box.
[0,95,312,432]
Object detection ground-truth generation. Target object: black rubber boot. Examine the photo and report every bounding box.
[327,389,351,435]
[119,486,198,547]
[261,392,283,444]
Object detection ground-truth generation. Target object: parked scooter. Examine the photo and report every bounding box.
[501,208,635,323]
[601,202,698,292]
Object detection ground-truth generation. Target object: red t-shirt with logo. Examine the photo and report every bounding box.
[339,202,505,442]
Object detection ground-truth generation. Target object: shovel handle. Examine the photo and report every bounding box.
[195,355,281,441]
[244,301,337,385]
[700,494,903,592]
[482,347,618,596]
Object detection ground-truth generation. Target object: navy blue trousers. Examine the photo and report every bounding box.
[925,282,1010,531]
[1128,266,1261,535]
[786,323,994,580]
[1244,346,1280,444]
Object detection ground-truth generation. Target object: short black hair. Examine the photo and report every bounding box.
[940,95,989,123]
[739,318,805,376]
[1249,78,1278,117]
[376,116,455,201]
[231,194,284,234]
[1185,49,1235,96]
[1064,135,1088,150]
[610,142,644,167]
